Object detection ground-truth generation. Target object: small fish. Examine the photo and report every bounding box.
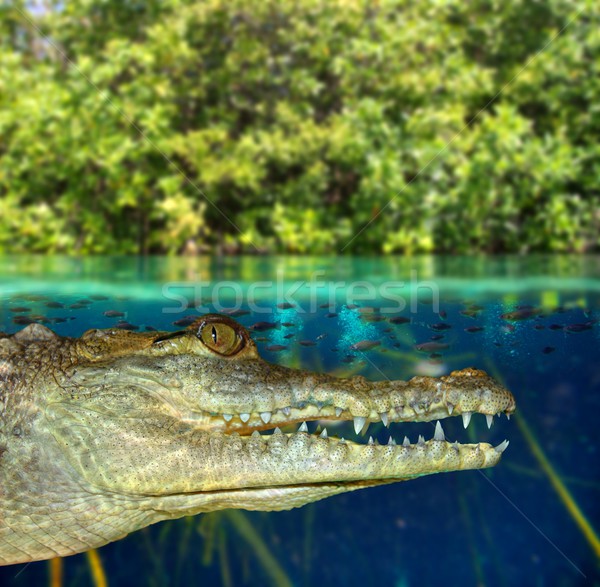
[115,321,139,331]
[389,316,410,325]
[10,307,32,313]
[173,316,198,327]
[250,321,279,332]
[460,309,480,318]
[299,340,317,347]
[429,323,452,331]
[542,346,556,354]
[465,326,484,333]
[325,312,338,318]
[319,303,332,309]
[30,315,50,323]
[89,294,109,301]
[358,307,380,314]
[22,294,47,302]
[69,303,88,310]
[224,309,250,317]
[548,324,563,330]
[276,302,295,309]
[346,304,359,310]
[350,340,381,351]
[414,342,449,352]
[438,310,447,319]
[45,301,64,309]
[533,324,545,330]
[283,333,295,339]
[281,322,295,327]
[265,345,287,352]
[501,308,542,321]
[316,333,328,340]
[430,334,445,341]
[104,310,125,318]
[362,314,385,323]
[48,317,68,324]
[12,316,35,325]
[564,323,593,333]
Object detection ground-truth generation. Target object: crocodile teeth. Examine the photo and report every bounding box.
[417,435,425,445]
[320,427,328,439]
[462,412,472,428]
[260,411,272,424]
[403,436,410,446]
[368,436,374,445]
[298,421,308,433]
[251,430,261,438]
[506,413,511,420]
[380,412,389,427]
[335,407,343,417]
[223,414,233,422]
[494,439,510,453]
[240,413,250,423]
[282,406,291,416]
[447,403,454,415]
[387,437,396,446]
[434,421,445,441]
[411,402,424,415]
[353,416,367,435]
[274,427,282,434]
[486,414,493,429]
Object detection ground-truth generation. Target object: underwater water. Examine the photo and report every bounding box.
[1,255,599,587]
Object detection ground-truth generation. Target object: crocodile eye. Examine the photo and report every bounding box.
[199,322,243,356]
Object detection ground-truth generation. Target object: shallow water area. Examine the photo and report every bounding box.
[1,255,599,586]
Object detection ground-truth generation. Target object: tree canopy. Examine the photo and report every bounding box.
[0,0,598,254]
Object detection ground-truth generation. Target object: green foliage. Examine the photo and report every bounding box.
[0,0,598,254]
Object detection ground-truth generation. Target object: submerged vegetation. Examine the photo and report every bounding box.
[0,0,598,254]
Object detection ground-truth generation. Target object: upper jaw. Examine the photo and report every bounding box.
[181,367,515,439]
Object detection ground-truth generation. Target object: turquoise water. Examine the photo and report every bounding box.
[1,255,599,586]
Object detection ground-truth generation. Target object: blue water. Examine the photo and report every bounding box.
[1,256,599,586]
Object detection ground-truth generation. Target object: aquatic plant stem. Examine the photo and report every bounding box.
[516,412,600,559]
[49,557,63,587]
[484,357,600,561]
[224,511,293,587]
[85,550,108,587]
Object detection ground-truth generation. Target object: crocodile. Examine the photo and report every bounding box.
[0,314,515,565]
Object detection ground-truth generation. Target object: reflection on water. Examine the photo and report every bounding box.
[1,256,599,586]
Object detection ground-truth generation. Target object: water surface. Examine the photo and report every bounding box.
[1,256,599,586]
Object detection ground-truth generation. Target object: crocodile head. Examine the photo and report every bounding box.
[0,314,515,563]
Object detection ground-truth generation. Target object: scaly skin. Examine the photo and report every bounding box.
[0,315,515,565]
